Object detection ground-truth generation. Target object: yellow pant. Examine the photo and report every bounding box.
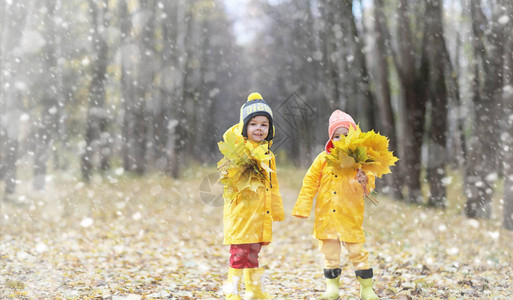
[319,239,370,270]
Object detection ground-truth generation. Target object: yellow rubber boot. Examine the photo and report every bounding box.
[320,277,340,299]
[243,267,271,299]
[320,269,341,300]
[225,267,243,300]
[355,269,379,300]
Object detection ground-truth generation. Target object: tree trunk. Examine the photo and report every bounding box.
[502,1,513,230]
[171,0,193,178]
[118,0,136,172]
[3,90,22,194]
[426,0,448,208]
[0,0,5,180]
[291,0,317,167]
[447,32,465,169]
[503,83,513,229]
[1,2,28,194]
[161,0,180,176]
[196,9,225,164]
[132,102,147,175]
[402,82,428,204]
[465,0,505,218]
[344,0,375,130]
[33,0,58,190]
[81,0,110,181]
[319,0,340,114]
[192,14,210,163]
[33,122,51,190]
[51,0,67,172]
[154,1,173,172]
[373,0,403,199]
[132,0,158,175]
[153,92,170,169]
[4,139,18,194]
[395,0,429,204]
[333,1,352,112]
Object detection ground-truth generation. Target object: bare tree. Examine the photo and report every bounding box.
[447,31,465,169]
[425,0,449,208]
[328,0,353,111]
[81,0,111,182]
[284,0,318,166]
[502,1,513,230]
[343,0,375,130]
[162,0,184,177]
[318,0,340,116]
[151,6,170,171]
[33,0,59,190]
[465,0,506,218]
[50,0,67,172]
[193,1,238,163]
[153,0,176,172]
[171,0,194,178]
[0,0,5,181]
[133,0,159,174]
[1,1,30,194]
[393,0,430,204]
[372,0,403,199]
[118,0,135,172]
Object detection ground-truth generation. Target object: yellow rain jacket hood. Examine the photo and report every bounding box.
[222,93,284,245]
[292,152,375,243]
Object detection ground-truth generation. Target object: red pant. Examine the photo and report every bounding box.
[229,243,262,269]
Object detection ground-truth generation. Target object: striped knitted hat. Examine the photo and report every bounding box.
[240,92,274,141]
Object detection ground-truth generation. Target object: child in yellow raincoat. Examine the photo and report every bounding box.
[292,110,379,300]
[221,92,284,300]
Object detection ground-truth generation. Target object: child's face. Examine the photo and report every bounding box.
[332,126,349,142]
[246,115,269,142]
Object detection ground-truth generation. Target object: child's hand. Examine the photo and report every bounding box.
[356,169,367,184]
[356,169,369,196]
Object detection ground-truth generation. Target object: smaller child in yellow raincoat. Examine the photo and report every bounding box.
[221,92,284,300]
[292,110,379,300]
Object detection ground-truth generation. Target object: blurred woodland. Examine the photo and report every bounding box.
[1,0,513,231]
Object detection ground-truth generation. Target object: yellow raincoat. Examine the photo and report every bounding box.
[222,123,284,245]
[292,152,375,243]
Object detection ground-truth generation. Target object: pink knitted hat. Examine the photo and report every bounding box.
[325,110,356,153]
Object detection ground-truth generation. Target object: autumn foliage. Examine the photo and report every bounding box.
[217,130,273,200]
[326,125,398,178]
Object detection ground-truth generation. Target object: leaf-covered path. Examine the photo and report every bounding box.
[1,168,512,299]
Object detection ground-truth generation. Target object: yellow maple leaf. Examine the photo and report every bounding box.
[327,125,398,178]
[217,130,274,201]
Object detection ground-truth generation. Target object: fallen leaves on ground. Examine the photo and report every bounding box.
[1,167,512,299]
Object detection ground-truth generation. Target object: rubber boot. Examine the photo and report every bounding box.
[225,267,243,300]
[243,267,271,299]
[320,268,341,300]
[355,268,378,300]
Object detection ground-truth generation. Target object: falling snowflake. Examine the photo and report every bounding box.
[132,212,142,220]
[80,217,93,227]
[498,15,510,25]
[36,243,49,253]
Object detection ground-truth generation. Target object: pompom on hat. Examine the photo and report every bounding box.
[247,92,263,102]
[239,92,274,141]
[325,110,357,153]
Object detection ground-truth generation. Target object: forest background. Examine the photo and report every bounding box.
[1,0,512,298]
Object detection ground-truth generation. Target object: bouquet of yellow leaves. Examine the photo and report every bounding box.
[217,130,274,201]
[326,125,399,205]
